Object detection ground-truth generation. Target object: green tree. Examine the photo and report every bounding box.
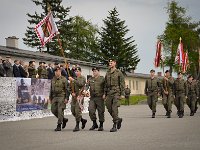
[23,0,71,54]
[159,1,200,77]
[98,7,140,73]
[61,16,99,61]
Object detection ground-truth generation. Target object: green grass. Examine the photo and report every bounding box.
[120,95,147,105]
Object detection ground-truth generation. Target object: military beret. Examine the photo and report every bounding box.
[178,72,182,75]
[75,67,81,71]
[165,70,169,73]
[54,66,61,71]
[92,67,99,71]
[150,69,155,73]
[187,74,193,79]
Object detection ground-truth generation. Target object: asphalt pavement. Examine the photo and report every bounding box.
[0,104,200,150]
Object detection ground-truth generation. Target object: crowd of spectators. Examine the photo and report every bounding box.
[0,55,77,79]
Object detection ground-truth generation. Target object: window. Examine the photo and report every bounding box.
[129,80,131,90]
[136,81,138,90]
[132,80,135,90]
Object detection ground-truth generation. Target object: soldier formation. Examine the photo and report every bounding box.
[49,58,125,132]
[145,69,200,118]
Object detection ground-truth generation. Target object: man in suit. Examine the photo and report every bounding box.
[47,63,54,79]
[13,60,21,77]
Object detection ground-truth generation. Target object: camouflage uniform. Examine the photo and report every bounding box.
[173,78,188,118]
[88,75,105,130]
[38,66,48,79]
[49,75,69,131]
[70,74,87,132]
[28,66,37,78]
[186,80,199,116]
[3,60,13,77]
[125,87,131,105]
[162,76,174,117]
[104,68,125,131]
[145,77,160,117]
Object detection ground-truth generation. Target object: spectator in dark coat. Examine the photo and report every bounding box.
[0,56,6,77]
[47,63,54,79]
[19,60,28,78]
[3,56,13,77]
[13,60,21,77]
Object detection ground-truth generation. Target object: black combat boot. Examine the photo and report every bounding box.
[73,121,80,132]
[117,118,123,129]
[62,118,68,129]
[167,112,171,118]
[89,120,98,130]
[98,121,104,131]
[81,118,87,129]
[110,123,117,132]
[165,112,168,116]
[190,111,194,116]
[152,112,155,118]
[55,124,61,131]
[179,111,183,118]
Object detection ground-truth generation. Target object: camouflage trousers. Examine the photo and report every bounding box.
[71,96,83,122]
[186,94,197,113]
[51,97,66,124]
[105,93,121,123]
[162,92,173,113]
[89,96,105,122]
[147,92,158,113]
[174,94,185,113]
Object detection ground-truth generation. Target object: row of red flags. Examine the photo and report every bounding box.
[154,39,189,73]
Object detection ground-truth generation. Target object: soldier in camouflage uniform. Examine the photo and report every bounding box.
[104,59,125,132]
[87,67,105,131]
[37,62,48,79]
[186,75,199,116]
[49,66,69,131]
[28,61,37,78]
[68,67,87,132]
[145,69,160,118]
[173,72,188,118]
[162,70,174,118]
[125,85,131,106]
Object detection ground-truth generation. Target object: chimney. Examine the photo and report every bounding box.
[5,36,19,49]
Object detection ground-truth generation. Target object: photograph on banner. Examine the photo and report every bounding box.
[16,78,51,112]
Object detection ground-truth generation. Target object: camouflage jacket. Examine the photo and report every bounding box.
[38,66,48,79]
[145,77,160,95]
[88,76,105,97]
[173,78,188,96]
[72,75,86,96]
[104,68,125,96]
[49,75,69,100]
[187,80,199,97]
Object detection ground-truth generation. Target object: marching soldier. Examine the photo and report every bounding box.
[162,70,174,118]
[104,59,125,132]
[186,75,199,116]
[125,85,131,106]
[68,67,87,132]
[145,69,160,118]
[173,72,188,118]
[87,67,105,131]
[49,66,69,131]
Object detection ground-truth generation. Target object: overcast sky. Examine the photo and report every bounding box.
[0,0,199,74]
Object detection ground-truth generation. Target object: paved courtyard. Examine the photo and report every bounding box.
[0,104,200,150]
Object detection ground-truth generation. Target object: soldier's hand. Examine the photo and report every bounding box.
[102,94,106,100]
[68,77,74,81]
[64,99,68,104]
[72,93,76,97]
[185,96,188,99]
[120,95,125,99]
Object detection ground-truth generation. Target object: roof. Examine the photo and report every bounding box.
[126,72,150,79]
[0,45,107,68]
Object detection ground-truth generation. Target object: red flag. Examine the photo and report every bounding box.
[35,12,59,47]
[182,52,189,73]
[175,38,184,65]
[154,41,162,67]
